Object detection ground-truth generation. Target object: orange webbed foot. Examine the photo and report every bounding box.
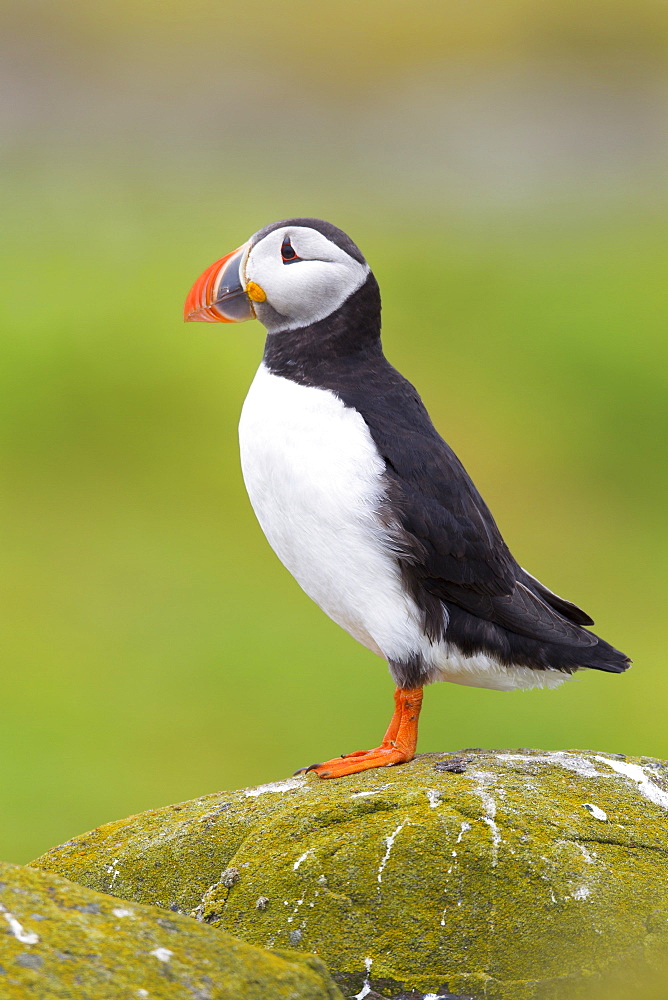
[295,744,412,779]
[294,687,423,780]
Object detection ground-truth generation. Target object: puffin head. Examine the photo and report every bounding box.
[184,218,371,334]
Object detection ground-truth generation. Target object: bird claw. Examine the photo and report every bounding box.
[293,763,324,776]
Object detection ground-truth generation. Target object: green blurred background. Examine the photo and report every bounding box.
[1,0,667,864]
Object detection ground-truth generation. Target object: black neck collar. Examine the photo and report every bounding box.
[262,273,383,381]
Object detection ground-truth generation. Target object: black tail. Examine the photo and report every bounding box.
[519,569,631,674]
[577,633,631,674]
[444,600,632,676]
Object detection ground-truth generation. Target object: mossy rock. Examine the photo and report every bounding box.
[0,860,342,999]
[32,749,668,999]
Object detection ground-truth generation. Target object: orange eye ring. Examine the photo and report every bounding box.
[281,237,301,264]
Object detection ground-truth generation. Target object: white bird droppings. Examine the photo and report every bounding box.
[350,786,389,798]
[583,803,608,822]
[0,904,39,945]
[456,821,471,843]
[595,756,668,810]
[244,778,305,797]
[573,842,595,863]
[470,773,502,864]
[377,819,409,883]
[353,957,373,999]
[112,907,134,919]
[150,948,173,962]
[286,898,305,924]
[572,886,591,901]
[426,790,441,808]
[293,849,314,871]
[105,858,121,889]
[498,751,602,778]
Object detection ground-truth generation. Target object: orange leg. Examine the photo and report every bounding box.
[295,687,423,779]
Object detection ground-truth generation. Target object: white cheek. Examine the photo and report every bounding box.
[260,260,360,323]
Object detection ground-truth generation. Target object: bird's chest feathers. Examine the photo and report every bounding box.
[238,365,393,642]
[239,365,385,551]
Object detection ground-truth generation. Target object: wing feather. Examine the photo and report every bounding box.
[363,373,595,647]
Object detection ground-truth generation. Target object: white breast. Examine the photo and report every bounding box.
[238,364,424,662]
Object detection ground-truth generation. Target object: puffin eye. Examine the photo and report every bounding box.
[281,237,300,264]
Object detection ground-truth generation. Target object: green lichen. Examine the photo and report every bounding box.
[31,749,668,999]
[0,860,343,999]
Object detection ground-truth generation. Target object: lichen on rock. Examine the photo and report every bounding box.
[0,860,343,999]
[31,749,668,999]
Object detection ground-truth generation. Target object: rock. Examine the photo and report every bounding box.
[31,749,668,1000]
[0,860,343,999]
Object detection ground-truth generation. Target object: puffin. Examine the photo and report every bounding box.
[184,218,630,779]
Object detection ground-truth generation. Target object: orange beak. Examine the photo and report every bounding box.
[183,244,254,323]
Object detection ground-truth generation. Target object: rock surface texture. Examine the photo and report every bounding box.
[0,861,343,999]
[32,749,668,1000]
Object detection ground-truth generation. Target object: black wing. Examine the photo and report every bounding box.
[342,362,596,648]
